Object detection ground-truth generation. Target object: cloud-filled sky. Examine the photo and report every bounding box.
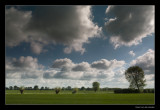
[5,5,155,88]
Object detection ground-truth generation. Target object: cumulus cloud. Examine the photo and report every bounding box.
[43,58,125,80]
[105,5,154,49]
[5,7,32,47]
[6,57,122,80]
[26,6,102,54]
[129,50,135,57]
[43,69,58,79]
[91,59,125,70]
[6,56,154,88]
[5,6,102,54]
[130,49,155,74]
[6,56,44,79]
[144,74,154,88]
[52,58,74,69]
[72,62,90,71]
[114,68,125,78]
[30,41,47,54]
[145,74,154,81]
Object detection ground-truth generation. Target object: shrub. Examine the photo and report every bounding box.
[55,87,61,94]
[143,89,148,93]
[114,89,122,93]
[72,87,78,94]
[114,89,141,93]
[143,89,154,93]
[19,86,25,94]
[145,89,151,93]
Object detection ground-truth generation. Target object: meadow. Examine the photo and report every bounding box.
[5,90,154,104]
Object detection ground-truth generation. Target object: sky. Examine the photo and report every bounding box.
[5,5,155,88]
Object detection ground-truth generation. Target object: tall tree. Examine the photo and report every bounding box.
[45,87,49,90]
[80,86,85,91]
[92,82,100,92]
[67,86,72,90]
[34,85,39,90]
[40,86,44,90]
[125,66,146,90]
[14,85,18,90]
[9,86,13,90]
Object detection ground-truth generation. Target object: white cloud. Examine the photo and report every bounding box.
[5,6,102,54]
[91,59,125,70]
[72,62,90,71]
[52,58,74,69]
[43,58,125,80]
[6,56,154,88]
[114,68,125,77]
[6,76,153,88]
[129,50,135,57]
[145,80,154,88]
[43,69,58,79]
[130,49,155,74]
[145,74,154,81]
[105,5,154,49]
[6,56,44,79]
[30,41,46,54]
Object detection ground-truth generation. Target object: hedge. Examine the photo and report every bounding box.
[114,89,154,93]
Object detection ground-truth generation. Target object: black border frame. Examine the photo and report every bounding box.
[1,0,159,109]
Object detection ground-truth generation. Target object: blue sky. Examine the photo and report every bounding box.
[5,5,155,88]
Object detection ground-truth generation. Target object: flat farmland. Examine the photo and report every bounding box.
[5,90,154,104]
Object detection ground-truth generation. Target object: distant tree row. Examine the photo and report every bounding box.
[6,85,51,90]
[5,85,95,91]
[6,82,100,94]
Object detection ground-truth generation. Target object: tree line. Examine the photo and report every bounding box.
[6,82,101,94]
[6,85,53,90]
[114,88,154,93]
[6,85,96,91]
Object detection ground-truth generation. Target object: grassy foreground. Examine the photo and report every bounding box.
[6,93,154,104]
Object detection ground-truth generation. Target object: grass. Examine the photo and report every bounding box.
[5,90,154,104]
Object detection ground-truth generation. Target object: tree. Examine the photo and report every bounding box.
[14,85,19,90]
[45,87,49,90]
[6,87,9,90]
[29,87,32,90]
[34,85,39,90]
[80,86,85,91]
[67,86,72,90]
[92,82,100,92]
[86,87,93,91]
[40,86,44,90]
[125,66,146,91]
[19,86,25,94]
[62,87,65,91]
[9,86,13,90]
[55,87,61,94]
[72,87,78,94]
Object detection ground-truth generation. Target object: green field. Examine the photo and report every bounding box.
[6,90,154,104]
